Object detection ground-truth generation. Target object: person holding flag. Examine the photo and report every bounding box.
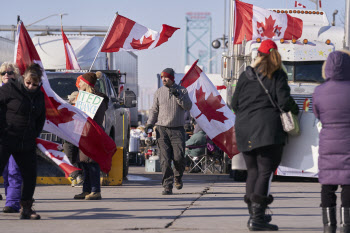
[0,63,46,220]
[231,39,298,231]
[146,68,192,195]
[73,72,108,200]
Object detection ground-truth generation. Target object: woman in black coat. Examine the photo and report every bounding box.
[0,63,46,220]
[231,40,298,231]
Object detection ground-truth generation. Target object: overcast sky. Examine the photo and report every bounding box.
[1,0,346,109]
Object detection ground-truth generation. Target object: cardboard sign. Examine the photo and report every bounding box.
[75,90,103,118]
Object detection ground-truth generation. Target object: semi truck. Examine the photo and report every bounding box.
[222,1,345,179]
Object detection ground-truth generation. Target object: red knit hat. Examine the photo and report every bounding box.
[76,72,97,88]
[258,39,278,54]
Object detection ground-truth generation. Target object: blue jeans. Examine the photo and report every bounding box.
[81,163,101,193]
[3,156,22,211]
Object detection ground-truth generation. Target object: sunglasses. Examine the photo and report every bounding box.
[25,81,39,87]
[1,71,14,76]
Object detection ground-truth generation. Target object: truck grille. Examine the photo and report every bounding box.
[291,94,313,113]
[39,132,63,144]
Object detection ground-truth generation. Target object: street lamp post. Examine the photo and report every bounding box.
[25,13,68,27]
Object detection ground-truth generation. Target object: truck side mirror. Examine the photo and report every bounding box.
[123,90,137,108]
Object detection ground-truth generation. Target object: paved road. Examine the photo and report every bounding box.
[0,166,327,233]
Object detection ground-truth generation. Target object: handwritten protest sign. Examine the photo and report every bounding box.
[75,91,103,118]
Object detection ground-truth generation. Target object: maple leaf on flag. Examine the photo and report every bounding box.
[44,93,76,127]
[257,15,281,38]
[194,87,228,123]
[130,35,154,50]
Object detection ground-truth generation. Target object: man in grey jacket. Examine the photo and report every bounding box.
[146,68,192,195]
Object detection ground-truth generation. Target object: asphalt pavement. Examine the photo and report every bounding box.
[0,166,329,233]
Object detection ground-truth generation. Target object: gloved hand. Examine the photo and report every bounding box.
[145,124,154,133]
[169,87,180,97]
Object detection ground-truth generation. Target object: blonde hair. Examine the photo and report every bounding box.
[0,62,20,83]
[79,80,96,94]
[255,50,282,79]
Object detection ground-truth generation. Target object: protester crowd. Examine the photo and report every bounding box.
[0,41,349,233]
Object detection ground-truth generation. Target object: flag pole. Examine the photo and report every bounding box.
[89,12,118,72]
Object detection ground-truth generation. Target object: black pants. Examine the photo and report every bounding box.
[243,144,283,197]
[321,184,350,207]
[156,126,186,189]
[63,141,82,178]
[81,162,101,193]
[0,144,37,201]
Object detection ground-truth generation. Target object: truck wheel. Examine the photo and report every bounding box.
[123,130,130,178]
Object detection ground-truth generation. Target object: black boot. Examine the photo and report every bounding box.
[322,207,336,233]
[340,207,350,233]
[20,200,40,220]
[245,195,273,227]
[248,194,278,231]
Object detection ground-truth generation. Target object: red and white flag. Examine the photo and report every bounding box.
[295,1,306,8]
[181,60,239,158]
[100,14,179,52]
[234,1,303,44]
[61,27,81,70]
[14,21,116,173]
[36,138,81,178]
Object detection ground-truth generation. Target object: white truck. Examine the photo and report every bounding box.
[223,2,345,179]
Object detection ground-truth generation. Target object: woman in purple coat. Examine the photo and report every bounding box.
[313,50,350,233]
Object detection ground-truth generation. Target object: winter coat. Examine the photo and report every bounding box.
[0,78,46,151]
[185,130,207,158]
[79,91,108,163]
[313,50,350,185]
[231,66,299,152]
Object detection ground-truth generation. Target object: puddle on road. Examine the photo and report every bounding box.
[127,175,152,181]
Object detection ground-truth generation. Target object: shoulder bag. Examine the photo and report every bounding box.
[255,73,300,136]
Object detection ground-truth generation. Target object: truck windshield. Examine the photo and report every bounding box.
[47,73,106,100]
[283,61,324,83]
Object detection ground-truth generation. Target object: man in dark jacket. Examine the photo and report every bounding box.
[146,68,192,195]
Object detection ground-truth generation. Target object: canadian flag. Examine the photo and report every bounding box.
[14,21,116,173]
[295,1,306,8]
[234,1,303,44]
[100,14,179,52]
[181,60,239,158]
[303,98,310,112]
[36,138,81,178]
[61,27,81,70]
